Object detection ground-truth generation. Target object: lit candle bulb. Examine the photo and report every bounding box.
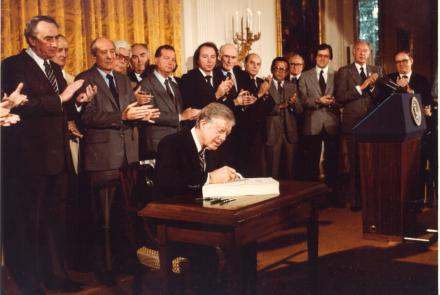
[257,10,261,33]
[235,11,239,35]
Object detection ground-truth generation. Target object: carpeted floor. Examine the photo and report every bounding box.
[2,206,437,295]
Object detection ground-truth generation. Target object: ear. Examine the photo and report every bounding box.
[28,36,37,47]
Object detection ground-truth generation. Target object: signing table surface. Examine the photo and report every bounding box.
[138,180,329,295]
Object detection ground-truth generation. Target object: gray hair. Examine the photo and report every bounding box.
[196,103,235,127]
[24,15,58,45]
[114,39,131,56]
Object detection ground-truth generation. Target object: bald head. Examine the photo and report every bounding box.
[91,37,116,73]
[219,43,238,71]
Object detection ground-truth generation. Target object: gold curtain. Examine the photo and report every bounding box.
[1,0,182,76]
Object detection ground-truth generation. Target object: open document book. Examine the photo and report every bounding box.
[202,177,280,199]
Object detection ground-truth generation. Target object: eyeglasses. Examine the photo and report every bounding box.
[116,53,130,63]
[273,67,287,72]
[289,63,304,67]
[395,59,409,65]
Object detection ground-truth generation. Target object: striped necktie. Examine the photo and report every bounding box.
[43,60,59,94]
[199,150,206,172]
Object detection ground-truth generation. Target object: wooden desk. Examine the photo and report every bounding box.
[138,180,329,295]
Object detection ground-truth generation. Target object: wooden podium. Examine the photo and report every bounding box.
[352,93,427,240]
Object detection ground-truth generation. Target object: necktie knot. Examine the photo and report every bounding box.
[359,67,367,82]
[106,73,120,107]
[205,75,212,83]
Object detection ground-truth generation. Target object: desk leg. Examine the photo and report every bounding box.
[245,242,257,295]
[225,245,244,295]
[307,201,319,265]
[158,225,172,295]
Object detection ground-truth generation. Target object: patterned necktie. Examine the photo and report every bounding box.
[164,78,177,110]
[226,71,238,97]
[250,78,257,94]
[293,77,299,86]
[278,81,284,96]
[199,150,206,172]
[360,67,367,82]
[205,75,213,89]
[319,70,326,95]
[106,74,120,108]
[43,60,59,94]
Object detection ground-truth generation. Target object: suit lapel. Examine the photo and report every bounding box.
[326,70,335,95]
[309,70,322,95]
[349,63,362,85]
[115,72,131,110]
[151,75,176,112]
[21,51,55,93]
[91,67,120,110]
[269,83,281,103]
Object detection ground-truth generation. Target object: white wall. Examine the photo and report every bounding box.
[181,0,278,77]
[321,0,355,70]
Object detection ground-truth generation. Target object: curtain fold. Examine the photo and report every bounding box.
[1,0,182,76]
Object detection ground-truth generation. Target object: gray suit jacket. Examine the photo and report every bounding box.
[265,80,303,145]
[138,73,183,157]
[299,67,340,135]
[335,63,382,134]
[78,65,138,171]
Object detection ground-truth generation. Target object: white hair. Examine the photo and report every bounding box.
[114,40,132,55]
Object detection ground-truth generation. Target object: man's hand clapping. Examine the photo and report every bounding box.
[215,77,234,99]
[59,79,85,103]
[234,90,257,106]
[122,102,161,122]
[360,72,379,91]
[75,84,98,105]
[180,107,201,121]
[1,82,28,109]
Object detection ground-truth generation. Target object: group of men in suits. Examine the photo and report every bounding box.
[1,13,436,294]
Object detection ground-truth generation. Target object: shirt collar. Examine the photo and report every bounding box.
[96,67,116,86]
[135,72,142,81]
[316,65,328,75]
[355,63,366,73]
[198,68,213,77]
[400,71,412,80]
[275,79,284,87]
[25,47,46,73]
[221,68,234,77]
[154,70,168,85]
[191,127,203,153]
[290,74,301,80]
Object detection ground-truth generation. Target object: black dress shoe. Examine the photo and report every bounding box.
[45,277,84,292]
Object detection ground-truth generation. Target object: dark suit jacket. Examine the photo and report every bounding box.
[127,67,151,89]
[266,80,303,145]
[388,72,433,106]
[77,66,138,171]
[154,128,224,198]
[299,67,340,135]
[335,63,383,134]
[180,67,234,110]
[138,72,183,159]
[1,50,70,176]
